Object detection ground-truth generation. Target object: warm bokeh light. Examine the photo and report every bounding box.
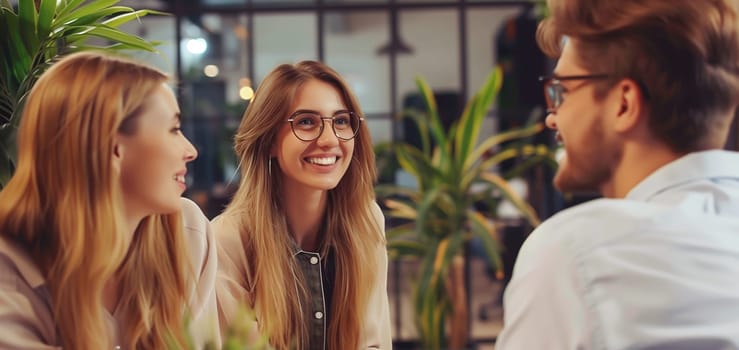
[204,64,219,77]
[239,86,255,100]
[233,26,249,40]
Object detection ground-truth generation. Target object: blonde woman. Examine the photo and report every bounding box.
[215,61,391,349]
[0,52,219,349]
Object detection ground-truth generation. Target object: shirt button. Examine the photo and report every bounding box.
[315,311,324,319]
[310,256,319,265]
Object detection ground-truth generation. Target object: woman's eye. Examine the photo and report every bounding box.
[335,116,350,125]
[296,115,320,126]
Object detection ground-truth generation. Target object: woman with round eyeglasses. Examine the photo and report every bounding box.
[213,61,391,349]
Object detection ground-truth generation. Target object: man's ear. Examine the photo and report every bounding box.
[613,78,646,133]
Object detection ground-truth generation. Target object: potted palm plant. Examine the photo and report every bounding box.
[0,0,165,188]
[375,66,556,349]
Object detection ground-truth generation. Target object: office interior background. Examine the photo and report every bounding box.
[8,0,739,347]
[28,0,739,347]
[115,0,556,347]
[112,0,551,199]
[6,0,739,347]
[108,0,561,349]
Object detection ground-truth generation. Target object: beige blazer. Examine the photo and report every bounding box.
[0,197,220,349]
[214,201,393,349]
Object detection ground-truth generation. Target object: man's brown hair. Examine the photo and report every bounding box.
[538,0,739,152]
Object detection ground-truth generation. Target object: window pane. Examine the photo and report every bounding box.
[118,0,166,10]
[202,0,246,6]
[324,11,390,116]
[119,16,177,76]
[398,0,455,3]
[466,6,525,103]
[397,9,460,125]
[323,0,387,3]
[252,0,315,5]
[178,14,251,195]
[365,117,393,144]
[469,6,548,131]
[254,13,318,83]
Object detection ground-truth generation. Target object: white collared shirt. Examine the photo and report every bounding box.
[497,150,739,350]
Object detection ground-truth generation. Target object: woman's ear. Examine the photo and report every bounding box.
[112,138,125,174]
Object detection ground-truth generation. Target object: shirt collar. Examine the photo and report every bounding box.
[288,235,302,257]
[0,236,46,288]
[626,150,739,202]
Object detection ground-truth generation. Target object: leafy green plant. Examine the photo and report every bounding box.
[0,0,165,188]
[375,66,555,349]
[173,304,272,350]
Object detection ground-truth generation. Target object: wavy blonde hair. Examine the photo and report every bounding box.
[222,61,384,349]
[0,52,191,349]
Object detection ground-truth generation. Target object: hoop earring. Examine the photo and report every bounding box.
[268,157,272,177]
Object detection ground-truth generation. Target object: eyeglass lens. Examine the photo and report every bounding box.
[544,81,563,112]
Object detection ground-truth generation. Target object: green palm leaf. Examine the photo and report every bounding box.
[54,0,120,26]
[480,171,541,226]
[104,9,170,28]
[378,65,556,348]
[17,0,39,55]
[0,0,165,189]
[37,0,57,39]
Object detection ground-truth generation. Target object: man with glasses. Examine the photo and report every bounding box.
[497,0,739,348]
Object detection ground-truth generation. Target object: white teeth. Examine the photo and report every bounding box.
[174,175,186,183]
[307,156,337,165]
[555,148,566,162]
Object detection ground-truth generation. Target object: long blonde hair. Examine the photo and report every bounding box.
[0,52,191,349]
[223,61,384,349]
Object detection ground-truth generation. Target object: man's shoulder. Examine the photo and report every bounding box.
[528,196,739,256]
[537,198,662,235]
[525,198,672,254]
[559,196,662,217]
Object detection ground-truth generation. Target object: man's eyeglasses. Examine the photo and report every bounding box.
[287,111,364,142]
[539,74,611,113]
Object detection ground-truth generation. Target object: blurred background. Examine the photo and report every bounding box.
[91,0,569,348]
[109,0,557,214]
[9,0,738,348]
[105,3,564,346]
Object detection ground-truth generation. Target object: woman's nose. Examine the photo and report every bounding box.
[316,119,339,147]
[545,112,557,130]
[184,138,198,161]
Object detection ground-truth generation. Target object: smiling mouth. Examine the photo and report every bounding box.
[306,156,338,165]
